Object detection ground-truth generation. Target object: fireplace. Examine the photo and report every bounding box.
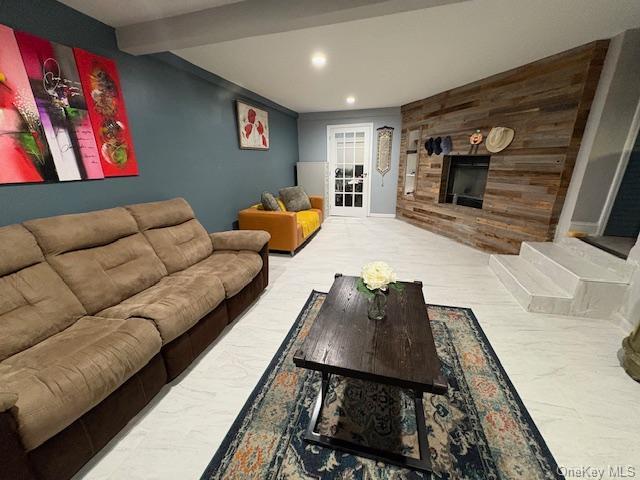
[442,155,490,209]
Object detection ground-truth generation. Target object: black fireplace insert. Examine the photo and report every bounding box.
[443,155,490,209]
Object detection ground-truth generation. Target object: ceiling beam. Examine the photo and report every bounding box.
[117,0,464,55]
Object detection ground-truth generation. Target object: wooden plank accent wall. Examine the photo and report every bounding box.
[396,41,609,254]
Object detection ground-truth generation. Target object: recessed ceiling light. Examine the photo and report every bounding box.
[311,53,327,68]
[346,96,356,105]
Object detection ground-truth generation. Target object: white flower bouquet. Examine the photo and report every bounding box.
[357,261,403,298]
[361,261,396,290]
[357,262,403,320]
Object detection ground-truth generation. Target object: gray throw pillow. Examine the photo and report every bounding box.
[261,192,281,211]
[279,186,311,212]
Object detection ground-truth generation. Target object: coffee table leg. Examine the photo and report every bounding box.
[414,390,432,471]
[307,371,330,436]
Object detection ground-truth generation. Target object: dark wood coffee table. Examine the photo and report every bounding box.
[293,274,447,473]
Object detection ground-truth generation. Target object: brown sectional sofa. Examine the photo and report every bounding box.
[0,198,270,480]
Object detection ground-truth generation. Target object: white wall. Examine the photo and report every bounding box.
[297,108,401,215]
[557,28,640,237]
[618,235,640,331]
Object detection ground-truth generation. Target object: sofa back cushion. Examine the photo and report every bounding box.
[24,208,167,314]
[126,198,213,274]
[0,225,86,361]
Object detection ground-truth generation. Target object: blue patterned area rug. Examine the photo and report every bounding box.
[201,291,563,479]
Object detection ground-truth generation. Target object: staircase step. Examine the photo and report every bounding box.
[489,255,572,314]
[520,242,628,294]
[559,237,634,282]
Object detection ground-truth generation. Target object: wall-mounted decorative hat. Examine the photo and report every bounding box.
[486,127,515,153]
[434,137,442,155]
[425,137,434,156]
[469,129,483,145]
[376,126,394,186]
[441,136,453,155]
[469,129,483,154]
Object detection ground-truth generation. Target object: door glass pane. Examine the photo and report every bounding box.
[355,180,363,193]
[354,146,364,164]
[335,132,344,140]
[335,194,343,206]
[345,132,354,150]
[354,194,363,207]
[335,179,344,192]
[335,167,343,178]
[355,165,363,177]
[337,146,344,163]
[344,166,353,178]
[345,180,353,193]
[345,194,353,207]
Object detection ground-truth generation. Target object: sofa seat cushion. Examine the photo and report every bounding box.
[98,273,225,344]
[175,250,263,298]
[295,210,321,238]
[0,316,161,451]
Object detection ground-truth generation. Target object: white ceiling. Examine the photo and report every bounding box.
[60,0,245,27]
[61,0,640,113]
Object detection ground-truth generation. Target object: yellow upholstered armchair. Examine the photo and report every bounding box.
[238,196,323,255]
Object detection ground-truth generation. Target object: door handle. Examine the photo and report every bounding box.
[363,173,368,177]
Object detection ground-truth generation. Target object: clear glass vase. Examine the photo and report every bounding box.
[367,289,387,320]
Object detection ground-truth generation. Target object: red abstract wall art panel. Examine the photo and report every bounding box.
[0,25,54,184]
[15,31,104,181]
[73,48,138,177]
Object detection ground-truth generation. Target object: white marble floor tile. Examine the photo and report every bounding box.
[74,217,640,479]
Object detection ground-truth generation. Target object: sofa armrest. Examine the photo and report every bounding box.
[0,392,17,413]
[309,195,324,216]
[210,230,270,252]
[238,208,298,253]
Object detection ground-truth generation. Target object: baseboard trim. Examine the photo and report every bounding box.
[611,312,634,333]
[569,221,599,235]
[368,213,396,218]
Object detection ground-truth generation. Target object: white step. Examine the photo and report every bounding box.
[568,278,628,318]
[489,255,573,314]
[559,237,635,282]
[520,242,629,295]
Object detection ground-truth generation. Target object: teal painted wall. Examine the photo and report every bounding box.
[0,0,299,231]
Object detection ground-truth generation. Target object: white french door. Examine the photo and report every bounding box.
[327,123,373,217]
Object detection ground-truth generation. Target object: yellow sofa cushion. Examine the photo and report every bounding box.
[296,210,321,238]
